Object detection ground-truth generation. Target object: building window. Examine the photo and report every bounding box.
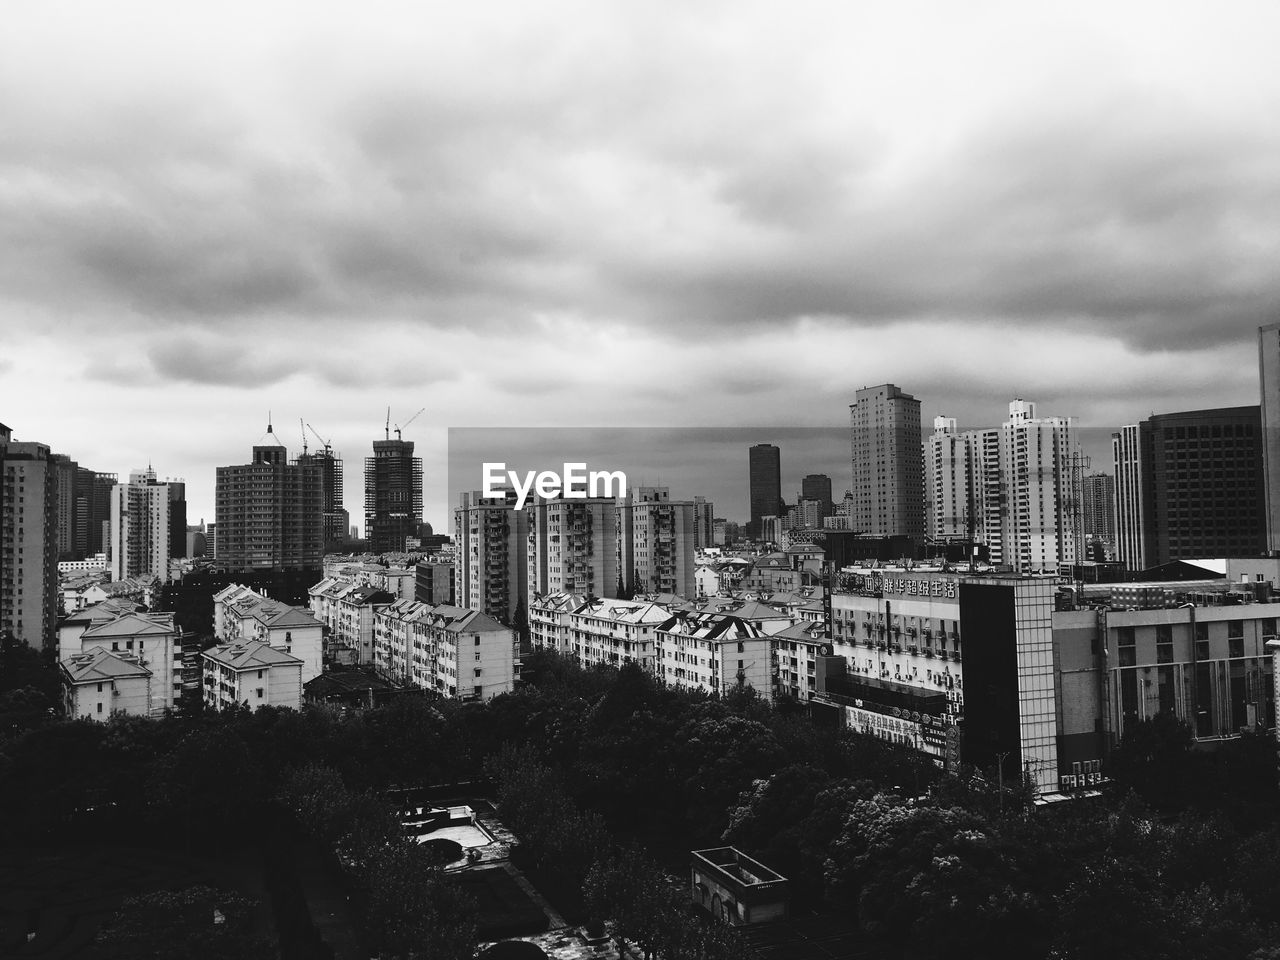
[474,668,482,677]
[257,688,264,698]
[97,682,103,693]
[1117,626,1136,667]
[97,703,103,714]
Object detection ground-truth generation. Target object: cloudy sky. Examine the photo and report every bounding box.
[2,0,1278,528]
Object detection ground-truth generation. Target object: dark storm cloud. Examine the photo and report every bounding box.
[149,338,296,387]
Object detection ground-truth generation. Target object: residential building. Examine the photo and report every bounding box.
[926,416,980,541]
[849,384,924,540]
[215,426,324,571]
[1081,472,1116,561]
[692,497,716,550]
[371,599,517,700]
[364,436,423,554]
[655,611,772,696]
[61,648,154,720]
[617,486,697,598]
[748,444,782,540]
[58,609,182,714]
[212,583,323,683]
[527,496,620,605]
[203,640,304,711]
[567,596,671,670]
[454,489,529,625]
[529,590,583,655]
[0,425,59,651]
[308,578,394,664]
[770,619,831,701]
[993,399,1081,574]
[108,466,187,583]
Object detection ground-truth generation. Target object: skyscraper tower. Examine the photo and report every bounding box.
[364,426,423,555]
[0,422,59,651]
[849,384,924,539]
[297,441,347,552]
[215,423,323,571]
[108,466,187,582]
[748,443,782,539]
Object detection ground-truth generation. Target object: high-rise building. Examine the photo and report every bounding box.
[925,417,977,540]
[0,423,59,651]
[297,443,347,552]
[527,497,620,604]
[108,467,187,583]
[454,489,529,625]
[364,437,423,554]
[800,474,834,519]
[1112,425,1145,571]
[748,444,782,539]
[617,487,696,597]
[993,399,1081,574]
[692,496,715,551]
[1259,323,1280,553]
[1081,473,1116,561]
[214,426,323,571]
[849,384,924,540]
[1114,407,1264,570]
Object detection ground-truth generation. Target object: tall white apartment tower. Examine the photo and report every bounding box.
[926,417,973,539]
[454,489,529,626]
[1111,424,1146,572]
[995,400,1081,574]
[108,467,186,583]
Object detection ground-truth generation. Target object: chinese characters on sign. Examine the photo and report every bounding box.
[837,573,958,600]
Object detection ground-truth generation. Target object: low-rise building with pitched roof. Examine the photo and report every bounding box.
[202,640,304,711]
[61,647,154,720]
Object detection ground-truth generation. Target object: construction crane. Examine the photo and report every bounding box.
[393,407,426,440]
[306,423,333,456]
[385,407,391,441]
[300,418,308,455]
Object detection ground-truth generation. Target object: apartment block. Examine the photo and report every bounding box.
[61,648,154,721]
[655,611,773,697]
[529,590,583,655]
[567,597,671,670]
[371,599,517,700]
[215,428,324,571]
[213,583,323,683]
[454,489,529,626]
[308,578,395,664]
[0,425,59,651]
[849,384,924,540]
[203,640,304,712]
[527,496,620,605]
[617,487,696,598]
[58,610,183,715]
[108,467,187,583]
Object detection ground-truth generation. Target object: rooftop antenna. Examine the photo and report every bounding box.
[267,410,273,434]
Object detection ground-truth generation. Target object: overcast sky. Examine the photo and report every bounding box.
[2,0,1278,529]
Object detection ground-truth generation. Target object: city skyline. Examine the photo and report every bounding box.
[4,2,1280,529]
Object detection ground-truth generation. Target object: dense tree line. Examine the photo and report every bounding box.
[1,648,1277,959]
